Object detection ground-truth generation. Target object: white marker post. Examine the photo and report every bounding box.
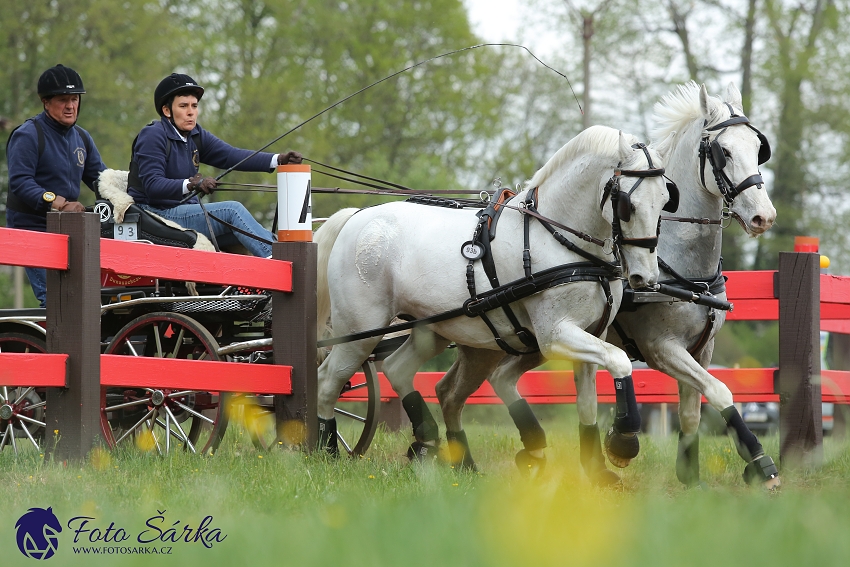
[277,164,312,242]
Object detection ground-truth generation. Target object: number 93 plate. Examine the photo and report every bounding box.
[114,222,138,241]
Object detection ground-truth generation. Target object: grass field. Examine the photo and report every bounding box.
[3,405,850,566]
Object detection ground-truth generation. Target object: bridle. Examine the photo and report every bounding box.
[698,102,771,208]
[600,143,679,253]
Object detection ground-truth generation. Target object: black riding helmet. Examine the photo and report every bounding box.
[154,73,205,116]
[37,64,86,98]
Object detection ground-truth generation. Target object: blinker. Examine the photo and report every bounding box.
[616,191,633,223]
[663,181,679,213]
[710,140,727,170]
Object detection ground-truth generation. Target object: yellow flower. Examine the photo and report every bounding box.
[258,455,264,459]
[368,475,375,479]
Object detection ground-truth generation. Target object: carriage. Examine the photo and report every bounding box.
[0,192,384,457]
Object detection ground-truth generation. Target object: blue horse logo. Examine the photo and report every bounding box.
[15,507,62,560]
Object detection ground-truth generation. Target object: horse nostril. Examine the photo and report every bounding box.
[752,215,765,228]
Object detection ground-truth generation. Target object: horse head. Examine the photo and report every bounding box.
[600,131,670,289]
[699,83,776,236]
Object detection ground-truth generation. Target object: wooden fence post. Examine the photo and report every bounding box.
[272,242,318,451]
[44,212,101,463]
[777,251,823,468]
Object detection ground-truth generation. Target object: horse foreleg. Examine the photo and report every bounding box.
[382,329,450,460]
[649,340,780,489]
[435,346,503,471]
[575,362,621,486]
[540,322,639,468]
[676,381,703,487]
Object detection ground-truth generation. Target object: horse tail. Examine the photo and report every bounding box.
[315,208,359,363]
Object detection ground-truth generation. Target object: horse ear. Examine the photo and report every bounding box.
[725,82,744,112]
[618,130,631,164]
[699,83,714,122]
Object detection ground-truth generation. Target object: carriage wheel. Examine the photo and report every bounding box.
[101,313,229,455]
[0,332,47,455]
[246,360,379,456]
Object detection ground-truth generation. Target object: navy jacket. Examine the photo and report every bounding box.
[128,117,275,208]
[6,112,105,231]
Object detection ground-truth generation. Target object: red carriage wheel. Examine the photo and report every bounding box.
[0,332,48,455]
[101,313,229,455]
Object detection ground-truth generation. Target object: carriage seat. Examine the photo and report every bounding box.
[97,169,215,252]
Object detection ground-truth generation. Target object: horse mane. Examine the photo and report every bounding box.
[651,81,732,156]
[525,125,640,189]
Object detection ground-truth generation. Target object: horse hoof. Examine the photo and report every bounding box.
[742,455,780,489]
[604,427,639,468]
[407,441,439,462]
[590,468,622,488]
[515,449,547,478]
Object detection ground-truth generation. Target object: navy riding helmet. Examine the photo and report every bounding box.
[37,64,86,98]
[154,73,205,116]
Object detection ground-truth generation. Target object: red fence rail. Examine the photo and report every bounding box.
[0,215,314,461]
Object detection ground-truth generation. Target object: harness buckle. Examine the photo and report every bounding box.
[479,190,491,203]
[602,238,614,256]
[720,206,733,229]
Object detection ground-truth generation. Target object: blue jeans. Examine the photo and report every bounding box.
[140,202,274,257]
[25,267,47,308]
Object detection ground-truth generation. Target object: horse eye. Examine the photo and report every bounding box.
[722,148,732,158]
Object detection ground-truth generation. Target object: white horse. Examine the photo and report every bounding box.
[438,83,780,489]
[601,82,778,488]
[315,126,672,461]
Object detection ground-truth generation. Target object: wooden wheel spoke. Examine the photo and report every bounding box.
[153,324,164,358]
[171,399,214,424]
[114,407,156,445]
[9,423,17,455]
[105,397,151,412]
[336,431,353,455]
[170,328,186,358]
[0,423,10,451]
[163,405,196,453]
[13,387,34,405]
[333,407,366,423]
[16,414,45,428]
[21,420,40,450]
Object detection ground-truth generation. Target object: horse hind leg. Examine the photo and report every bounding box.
[435,346,503,471]
[317,338,382,455]
[381,329,450,461]
[574,362,621,487]
[487,352,549,477]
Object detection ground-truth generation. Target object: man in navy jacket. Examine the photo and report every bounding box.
[128,73,302,257]
[6,64,107,306]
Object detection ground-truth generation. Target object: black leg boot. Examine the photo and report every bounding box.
[508,399,547,477]
[318,417,339,456]
[721,405,780,488]
[604,376,641,467]
[402,392,441,461]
